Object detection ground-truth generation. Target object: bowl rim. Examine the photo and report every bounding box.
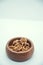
[6,37,34,54]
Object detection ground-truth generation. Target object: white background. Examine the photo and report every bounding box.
[0,0,43,20]
[0,0,43,65]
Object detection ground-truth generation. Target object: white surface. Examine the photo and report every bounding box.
[0,19,43,65]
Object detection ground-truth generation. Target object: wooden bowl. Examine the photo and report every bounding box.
[6,37,34,62]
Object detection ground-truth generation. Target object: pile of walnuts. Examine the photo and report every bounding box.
[9,38,30,52]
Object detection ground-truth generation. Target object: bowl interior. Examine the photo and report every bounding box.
[8,37,31,48]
